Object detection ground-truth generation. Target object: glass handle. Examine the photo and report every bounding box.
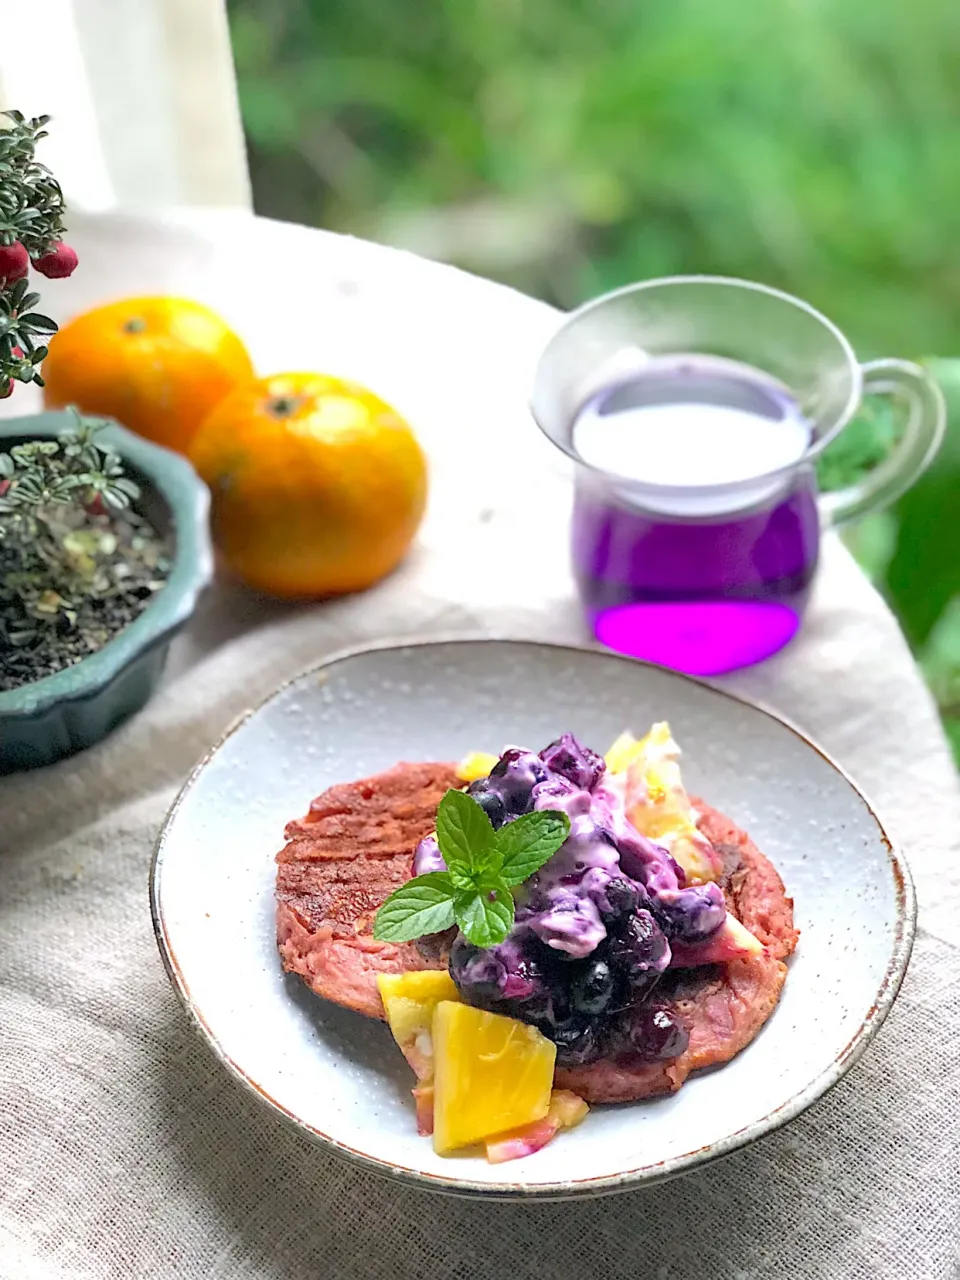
[819,359,946,528]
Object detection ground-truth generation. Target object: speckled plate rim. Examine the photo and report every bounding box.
[150,636,916,1200]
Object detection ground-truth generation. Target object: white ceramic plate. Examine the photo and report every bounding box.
[151,639,914,1199]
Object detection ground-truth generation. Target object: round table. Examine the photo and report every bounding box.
[1,211,958,1280]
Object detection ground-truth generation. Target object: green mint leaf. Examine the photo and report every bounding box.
[475,865,509,894]
[454,879,515,947]
[447,863,479,893]
[495,809,571,888]
[435,788,496,874]
[372,872,456,942]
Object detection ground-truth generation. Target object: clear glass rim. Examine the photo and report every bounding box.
[531,274,864,499]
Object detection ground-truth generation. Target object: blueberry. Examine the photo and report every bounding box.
[551,1019,600,1067]
[531,775,577,804]
[488,749,548,814]
[607,910,671,999]
[449,933,554,1019]
[538,733,606,791]
[449,935,503,1004]
[489,747,543,782]
[628,1007,689,1060]
[466,781,506,828]
[490,748,520,778]
[502,946,552,1007]
[570,958,616,1017]
[595,875,642,922]
[653,882,725,943]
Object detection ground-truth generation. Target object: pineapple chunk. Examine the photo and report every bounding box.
[432,1002,556,1155]
[456,751,499,783]
[549,1089,590,1127]
[377,971,460,1082]
[605,730,642,775]
[485,1090,589,1164]
[606,723,722,884]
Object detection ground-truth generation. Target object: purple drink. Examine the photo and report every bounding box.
[571,360,820,676]
[532,277,943,676]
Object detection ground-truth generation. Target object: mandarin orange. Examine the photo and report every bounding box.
[42,297,253,453]
[188,372,427,598]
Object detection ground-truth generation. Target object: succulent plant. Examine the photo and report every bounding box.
[0,412,169,686]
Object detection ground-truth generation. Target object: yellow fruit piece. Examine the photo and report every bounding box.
[548,1089,589,1128]
[456,752,499,783]
[725,914,763,956]
[605,730,641,775]
[432,1002,556,1155]
[608,723,722,885]
[378,969,459,1009]
[377,971,460,1082]
[484,1089,589,1164]
[701,913,764,962]
[664,830,723,885]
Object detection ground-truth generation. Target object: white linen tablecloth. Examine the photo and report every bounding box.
[1,213,959,1279]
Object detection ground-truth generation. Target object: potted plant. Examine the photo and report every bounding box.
[0,113,211,772]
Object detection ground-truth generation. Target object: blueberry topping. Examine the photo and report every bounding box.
[441,732,718,1075]
[449,933,554,1019]
[488,748,548,814]
[538,733,606,791]
[449,935,504,1004]
[653,882,725,943]
[607,909,671,1000]
[531,775,578,805]
[551,1018,600,1066]
[667,854,687,888]
[594,875,642,922]
[489,747,523,779]
[466,781,507,828]
[570,957,616,1017]
[628,1007,689,1060]
[528,890,607,959]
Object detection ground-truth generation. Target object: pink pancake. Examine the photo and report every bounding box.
[276,767,798,1102]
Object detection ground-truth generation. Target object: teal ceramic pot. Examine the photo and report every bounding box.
[0,412,212,773]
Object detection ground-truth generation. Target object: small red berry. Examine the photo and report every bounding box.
[0,480,9,496]
[11,345,23,359]
[0,378,14,399]
[0,242,29,284]
[33,242,78,279]
[85,494,107,517]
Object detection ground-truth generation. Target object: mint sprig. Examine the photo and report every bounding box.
[436,785,494,872]
[373,788,570,949]
[371,871,456,940]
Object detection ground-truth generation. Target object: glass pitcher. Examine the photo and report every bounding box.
[530,276,945,676]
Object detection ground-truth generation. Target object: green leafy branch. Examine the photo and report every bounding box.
[0,111,75,394]
[0,112,67,257]
[0,276,56,392]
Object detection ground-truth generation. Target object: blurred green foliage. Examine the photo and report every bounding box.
[226,0,960,760]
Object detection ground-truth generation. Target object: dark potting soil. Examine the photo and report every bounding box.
[0,509,172,693]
